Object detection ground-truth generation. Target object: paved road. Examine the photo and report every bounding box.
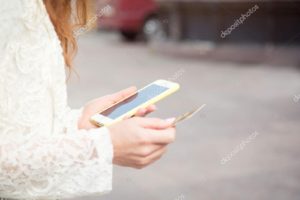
[69,32,300,200]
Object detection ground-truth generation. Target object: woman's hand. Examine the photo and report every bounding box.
[78,87,156,130]
[108,117,176,169]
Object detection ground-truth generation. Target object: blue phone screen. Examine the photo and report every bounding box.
[101,84,168,119]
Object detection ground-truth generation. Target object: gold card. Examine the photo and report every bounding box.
[172,104,206,126]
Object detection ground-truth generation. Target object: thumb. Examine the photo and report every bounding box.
[136,117,175,130]
[108,86,137,104]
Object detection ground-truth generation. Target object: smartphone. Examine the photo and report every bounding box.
[90,80,180,127]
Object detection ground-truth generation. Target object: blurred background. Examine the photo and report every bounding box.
[70,0,300,199]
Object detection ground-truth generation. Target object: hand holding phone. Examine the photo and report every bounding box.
[78,86,157,130]
[90,80,180,127]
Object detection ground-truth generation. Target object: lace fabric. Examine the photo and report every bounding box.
[0,0,113,199]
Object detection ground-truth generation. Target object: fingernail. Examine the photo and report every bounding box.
[165,118,176,123]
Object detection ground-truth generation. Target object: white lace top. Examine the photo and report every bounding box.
[0,0,113,199]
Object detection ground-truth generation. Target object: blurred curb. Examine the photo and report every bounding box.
[148,41,300,67]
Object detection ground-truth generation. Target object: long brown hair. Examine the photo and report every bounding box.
[44,0,94,69]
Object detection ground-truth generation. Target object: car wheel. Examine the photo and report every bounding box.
[120,31,138,41]
[142,16,166,42]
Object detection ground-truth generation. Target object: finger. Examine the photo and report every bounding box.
[134,105,157,117]
[135,108,147,117]
[143,105,157,116]
[145,127,176,144]
[108,86,137,104]
[135,117,175,130]
[143,146,167,166]
[135,144,166,157]
[145,105,157,113]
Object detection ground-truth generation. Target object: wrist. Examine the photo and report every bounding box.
[78,109,98,130]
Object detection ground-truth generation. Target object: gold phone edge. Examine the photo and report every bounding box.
[90,81,180,127]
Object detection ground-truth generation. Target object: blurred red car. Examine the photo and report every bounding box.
[97,0,164,41]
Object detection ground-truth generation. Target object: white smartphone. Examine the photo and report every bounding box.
[90,80,180,127]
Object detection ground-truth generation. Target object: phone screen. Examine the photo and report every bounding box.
[101,84,168,119]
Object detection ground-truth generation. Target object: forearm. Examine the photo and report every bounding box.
[0,127,113,199]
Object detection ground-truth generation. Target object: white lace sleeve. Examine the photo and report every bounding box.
[64,107,85,133]
[0,0,113,199]
[0,58,114,199]
[0,128,113,199]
